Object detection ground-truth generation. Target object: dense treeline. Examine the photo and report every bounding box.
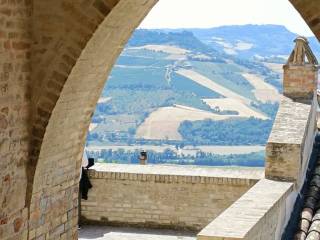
[88,148,265,167]
[89,113,276,147]
[178,117,273,145]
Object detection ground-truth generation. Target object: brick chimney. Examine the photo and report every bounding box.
[283,36,319,101]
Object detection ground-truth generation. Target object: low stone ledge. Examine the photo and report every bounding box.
[82,163,264,231]
[89,163,264,186]
[197,179,294,240]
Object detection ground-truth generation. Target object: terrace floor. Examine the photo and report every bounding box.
[79,225,197,240]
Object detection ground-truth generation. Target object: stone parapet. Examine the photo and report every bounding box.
[87,163,263,185]
[81,163,264,231]
[0,0,319,239]
[197,179,294,240]
[265,95,317,186]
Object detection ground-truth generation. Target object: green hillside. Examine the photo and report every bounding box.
[84,25,299,166]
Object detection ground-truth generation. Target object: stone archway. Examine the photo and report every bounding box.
[0,1,158,239]
[1,0,320,239]
[28,1,158,239]
[290,0,320,41]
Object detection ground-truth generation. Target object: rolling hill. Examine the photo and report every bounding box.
[85,24,318,166]
[88,26,285,145]
[161,24,320,60]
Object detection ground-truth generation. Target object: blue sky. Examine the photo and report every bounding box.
[139,0,314,37]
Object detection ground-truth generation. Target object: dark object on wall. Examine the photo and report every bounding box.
[80,168,92,200]
[139,150,147,165]
[86,157,95,169]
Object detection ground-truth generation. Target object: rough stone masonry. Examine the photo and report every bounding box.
[1,0,320,239]
[0,0,158,239]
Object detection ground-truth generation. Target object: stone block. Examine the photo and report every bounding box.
[283,64,318,100]
[265,96,316,184]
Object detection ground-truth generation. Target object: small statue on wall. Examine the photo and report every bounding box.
[139,150,147,165]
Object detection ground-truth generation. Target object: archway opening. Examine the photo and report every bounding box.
[4,0,317,240]
[85,0,320,168]
[78,0,320,239]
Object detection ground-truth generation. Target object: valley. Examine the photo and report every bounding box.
[86,24,320,167]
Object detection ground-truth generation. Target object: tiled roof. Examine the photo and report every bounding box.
[295,163,320,240]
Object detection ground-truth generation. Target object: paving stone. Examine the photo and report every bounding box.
[79,225,196,240]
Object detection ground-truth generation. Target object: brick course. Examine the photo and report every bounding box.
[81,164,263,231]
[1,0,320,239]
[0,0,157,239]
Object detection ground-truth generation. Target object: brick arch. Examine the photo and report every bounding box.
[27,0,157,239]
[27,0,120,208]
[290,0,320,40]
[1,0,320,239]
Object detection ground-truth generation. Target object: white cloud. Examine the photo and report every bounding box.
[139,0,314,37]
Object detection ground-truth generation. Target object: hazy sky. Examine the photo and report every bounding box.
[139,0,314,37]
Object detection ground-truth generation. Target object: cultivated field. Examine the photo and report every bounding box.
[203,98,268,120]
[136,104,236,140]
[176,69,249,103]
[213,39,253,55]
[130,44,190,55]
[165,54,187,60]
[213,40,237,55]
[263,62,284,75]
[241,73,281,103]
[234,41,253,50]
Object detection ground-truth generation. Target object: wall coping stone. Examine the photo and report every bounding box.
[265,95,317,183]
[88,163,264,185]
[197,179,294,240]
[268,96,313,145]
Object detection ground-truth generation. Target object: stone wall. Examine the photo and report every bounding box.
[1,0,320,239]
[0,1,32,239]
[28,1,158,239]
[0,1,158,239]
[265,35,318,187]
[265,95,317,186]
[197,99,317,239]
[197,41,319,238]
[197,179,294,240]
[81,164,263,231]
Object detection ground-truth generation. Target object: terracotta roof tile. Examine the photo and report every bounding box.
[295,160,320,239]
[302,208,314,222]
